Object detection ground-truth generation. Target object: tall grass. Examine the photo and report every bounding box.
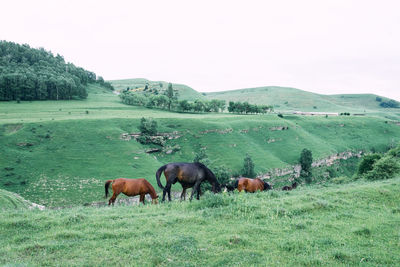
[0,178,399,266]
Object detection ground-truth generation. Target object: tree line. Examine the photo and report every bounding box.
[227,101,273,114]
[0,41,112,101]
[121,83,273,114]
[120,83,226,113]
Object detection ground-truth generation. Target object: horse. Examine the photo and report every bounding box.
[233,177,271,193]
[105,178,158,205]
[282,182,298,191]
[156,162,221,201]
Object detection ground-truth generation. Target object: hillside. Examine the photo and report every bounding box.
[1,178,399,266]
[1,85,400,206]
[0,188,43,210]
[0,41,105,101]
[109,78,205,101]
[204,86,400,116]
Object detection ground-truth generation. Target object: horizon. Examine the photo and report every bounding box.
[1,0,400,101]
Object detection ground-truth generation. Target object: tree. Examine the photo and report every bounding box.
[164,83,178,111]
[139,117,158,136]
[241,153,255,178]
[358,153,382,175]
[299,148,312,183]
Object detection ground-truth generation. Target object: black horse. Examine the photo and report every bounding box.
[156,162,221,201]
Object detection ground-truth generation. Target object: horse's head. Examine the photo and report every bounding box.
[291,182,298,189]
[212,182,222,193]
[263,181,272,191]
[223,184,236,192]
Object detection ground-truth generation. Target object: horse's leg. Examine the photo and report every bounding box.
[139,194,145,205]
[190,181,202,201]
[180,188,187,201]
[108,191,120,206]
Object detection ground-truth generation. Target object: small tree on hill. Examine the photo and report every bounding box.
[165,83,178,111]
[241,153,255,178]
[299,148,313,183]
[139,117,158,136]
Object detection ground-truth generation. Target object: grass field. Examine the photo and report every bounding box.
[0,178,399,266]
[204,86,400,118]
[1,83,400,207]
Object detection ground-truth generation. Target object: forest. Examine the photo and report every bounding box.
[0,41,112,101]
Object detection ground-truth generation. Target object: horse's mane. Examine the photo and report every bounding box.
[195,162,220,186]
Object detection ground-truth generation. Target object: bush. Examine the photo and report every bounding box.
[357,153,382,175]
[241,153,255,178]
[139,117,158,136]
[365,156,400,180]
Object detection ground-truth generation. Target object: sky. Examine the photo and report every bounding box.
[1,0,400,100]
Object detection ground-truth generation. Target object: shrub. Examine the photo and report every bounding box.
[365,156,400,180]
[299,148,312,183]
[139,117,158,136]
[241,153,255,178]
[357,153,382,175]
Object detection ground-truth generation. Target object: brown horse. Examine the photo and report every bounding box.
[233,177,271,192]
[282,182,298,191]
[105,178,158,205]
[156,162,221,201]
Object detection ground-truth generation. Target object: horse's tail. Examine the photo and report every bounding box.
[156,165,167,190]
[105,180,114,198]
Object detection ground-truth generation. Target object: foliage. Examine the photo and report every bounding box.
[379,99,399,108]
[228,101,272,114]
[0,41,98,101]
[120,90,226,113]
[299,148,313,183]
[241,153,255,178]
[357,153,382,175]
[364,156,400,180]
[139,117,158,136]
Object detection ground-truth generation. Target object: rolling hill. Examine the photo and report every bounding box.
[204,86,399,116]
[109,78,205,101]
[1,84,400,207]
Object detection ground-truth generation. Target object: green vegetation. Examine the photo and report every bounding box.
[0,41,113,101]
[110,78,205,101]
[241,153,255,178]
[0,188,39,210]
[205,86,400,118]
[299,148,313,183]
[228,100,272,114]
[1,84,400,207]
[1,178,399,266]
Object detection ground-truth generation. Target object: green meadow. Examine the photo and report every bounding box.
[1,84,400,207]
[1,178,399,266]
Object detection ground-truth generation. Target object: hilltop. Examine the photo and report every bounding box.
[109,78,205,101]
[109,79,399,118]
[204,86,399,115]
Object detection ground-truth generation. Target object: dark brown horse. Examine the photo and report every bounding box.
[233,177,271,192]
[105,178,158,205]
[282,182,298,191]
[156,162,221,201]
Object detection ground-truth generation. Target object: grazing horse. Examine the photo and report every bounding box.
[105,178,158,205]
[234,177,271,192]
[282,182,298,191]
[156,162,221,201]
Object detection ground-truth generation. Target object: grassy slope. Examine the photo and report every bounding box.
[205,86,400,118]
[1,84,400,206]
[0,188,34,210]
[109,78,205,101]
[0,178,399,266]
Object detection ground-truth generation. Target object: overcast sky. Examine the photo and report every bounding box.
[2,0,400,100]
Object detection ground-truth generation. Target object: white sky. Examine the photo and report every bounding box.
[1,0,400,100]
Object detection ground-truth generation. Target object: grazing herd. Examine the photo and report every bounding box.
[104,162,298,205]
